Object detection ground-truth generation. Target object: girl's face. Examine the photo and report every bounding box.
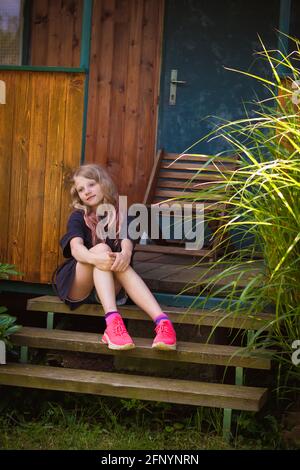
[74,176,104,211]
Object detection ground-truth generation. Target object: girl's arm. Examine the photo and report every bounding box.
[70,237,95,264]
[109,239,133,272]
[70,237,114,271]
[121,239,133,255]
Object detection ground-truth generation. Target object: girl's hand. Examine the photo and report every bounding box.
[109,250,131,272]
[93,252,116,271]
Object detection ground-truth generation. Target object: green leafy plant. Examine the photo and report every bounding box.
[0,263,21,279]
[178,34,300,401]
[0,263,22,349]
[0,310,21,350]
[234,412,284,448]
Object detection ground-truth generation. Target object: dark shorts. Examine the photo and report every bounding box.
[52,257,129,311]
[64,289,100,310]
[52,258,98,310]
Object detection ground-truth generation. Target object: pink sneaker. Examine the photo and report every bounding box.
[152,319,177,350]
[102,317,135,350]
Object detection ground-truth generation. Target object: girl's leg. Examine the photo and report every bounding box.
[91,245,117,313]
[90,246,134,349]
[113,266,164,321]
[114,266,176,350]
[88,243,125,313]
[67,244,134,350]
[67,262,94,301]
[67,244,121,302]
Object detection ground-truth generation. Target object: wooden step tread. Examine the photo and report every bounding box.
[0,363,268,411]
[12,327,272,369]
[27,296,274,330]
[135,245,211,257]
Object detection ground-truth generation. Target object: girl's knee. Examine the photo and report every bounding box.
[114,265,131,276]
[89,242,112,254]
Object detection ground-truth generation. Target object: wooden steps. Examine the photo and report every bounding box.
[0,295,274,439]
[27,295,274,330]
[11,327,272,369]
[135,244,211,257]
[132,254,265,294]
[0,363,268,411]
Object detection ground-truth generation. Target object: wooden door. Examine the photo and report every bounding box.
[158,0,280,154]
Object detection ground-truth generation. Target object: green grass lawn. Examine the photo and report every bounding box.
[0,420,232,450]
[0,387,292,450]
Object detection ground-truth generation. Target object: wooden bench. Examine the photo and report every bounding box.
[135,150,237,259]
[0,295,274,440]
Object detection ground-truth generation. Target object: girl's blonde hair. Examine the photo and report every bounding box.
[70,164,123,245]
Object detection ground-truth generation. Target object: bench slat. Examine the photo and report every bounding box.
[157,179,227,191]
[154,189,224,200]
[162,154,237,164]
[0,363,268,411]
[161,162,236,172]
[159,171,226,182]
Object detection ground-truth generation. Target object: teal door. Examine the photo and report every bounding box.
[157,0,280,154]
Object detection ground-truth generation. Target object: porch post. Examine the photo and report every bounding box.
[80,0,93,70]
[80,0,93,163]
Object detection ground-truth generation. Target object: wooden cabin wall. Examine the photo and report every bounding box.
[0,71,85,283]
[85,0,164,205]
[29,0,164,205]
[30,0,83,67]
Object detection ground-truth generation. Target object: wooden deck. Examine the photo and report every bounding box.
[132,251,264,296]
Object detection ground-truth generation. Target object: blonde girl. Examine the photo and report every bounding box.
[53,164,176,351]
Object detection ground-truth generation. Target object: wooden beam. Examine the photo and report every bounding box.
[0,363,268,411]
[12,327,272,369]
[26,296,275,330]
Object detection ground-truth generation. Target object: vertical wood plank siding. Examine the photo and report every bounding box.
[0,71,85,283]
[85,0,164,205]
[0,72,15,264]
[30,0,164,204]
[30,0,83,67]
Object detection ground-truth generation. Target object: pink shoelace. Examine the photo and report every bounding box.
[155,320,173,335]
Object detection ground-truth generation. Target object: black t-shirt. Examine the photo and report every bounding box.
[53,209,139,306]
[60,209,138,258]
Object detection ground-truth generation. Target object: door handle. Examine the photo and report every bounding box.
[169,70,186,105]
